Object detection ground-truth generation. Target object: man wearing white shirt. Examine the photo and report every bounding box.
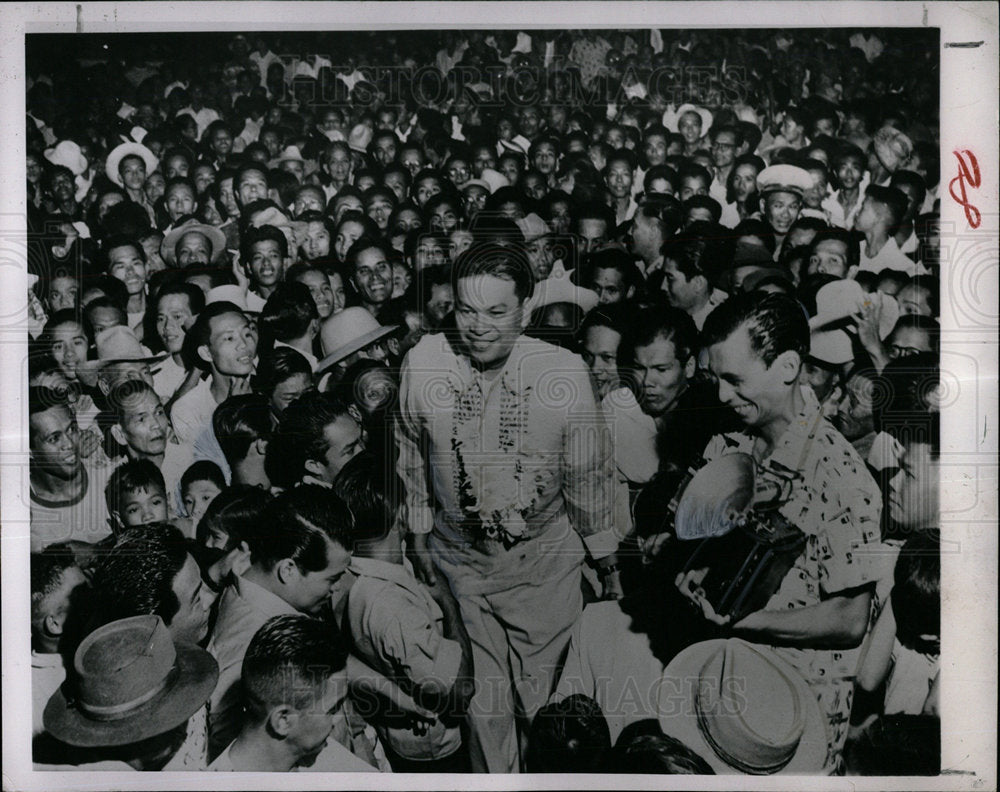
[397,243,619,772]
[854,185,924,277]
[171,302,257,445]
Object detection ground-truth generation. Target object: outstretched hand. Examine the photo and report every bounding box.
[675,568,732,627]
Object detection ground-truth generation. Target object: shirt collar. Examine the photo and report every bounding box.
[762,386,824,472]
[232,574,299,618]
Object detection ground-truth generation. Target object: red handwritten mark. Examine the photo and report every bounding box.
[949,150,982,228]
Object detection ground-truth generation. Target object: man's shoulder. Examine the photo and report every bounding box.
[405,332,458,369]
[173,377,211,409]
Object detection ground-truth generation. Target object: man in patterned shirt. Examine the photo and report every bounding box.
[676,292,884,773]
[397,241,620,772]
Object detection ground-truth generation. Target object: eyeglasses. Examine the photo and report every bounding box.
[711,142,736,150]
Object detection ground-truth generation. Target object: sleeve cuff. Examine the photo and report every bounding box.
[582,528,620,561]
[428,636,464,690]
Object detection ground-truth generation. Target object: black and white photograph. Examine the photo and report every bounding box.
[1,2,996,789]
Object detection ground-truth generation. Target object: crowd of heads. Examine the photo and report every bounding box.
[25,26,941,775]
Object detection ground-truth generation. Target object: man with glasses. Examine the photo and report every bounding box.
[709,125,743,205]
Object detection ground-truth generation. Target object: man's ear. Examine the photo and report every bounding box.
[267,704,297,738]
[253,437,269,457]
[197,344,213,365]
[347,403,363,425]
[303,456,325,480]
[97,376,112,398]
[43,611,66,638]
[684,354,697,380]
[110,423,128,448]
[307,319,320,340]
[775,349,802,384]
[275,558,298,586]
[626,285,636,300]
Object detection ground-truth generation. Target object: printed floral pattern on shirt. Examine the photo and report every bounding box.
[451,373,547,549]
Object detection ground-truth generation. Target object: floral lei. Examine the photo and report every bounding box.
[450,375,542,549]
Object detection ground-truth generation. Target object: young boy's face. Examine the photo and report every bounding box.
[121,485,169,527]
[184,479,222,527]
[48,276,80,312]
[249,239,288,288]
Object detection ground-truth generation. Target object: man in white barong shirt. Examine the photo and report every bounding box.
[396,242,620,773]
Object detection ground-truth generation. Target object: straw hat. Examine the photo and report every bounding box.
[479,168,511,193]
[43,615,218,747]
[667,103,714,134]
[348,123,374,154]
[527,261,599,315]
[205,286,258,314]
[515,213,551,244]
[317,307,397,373]
[808,329,854,366]
[160,219,227,267]
[44,140,88,176]
[658,638,828,774]
[105,142,159,187]
[808,279,899,339]
[76,326,167,386]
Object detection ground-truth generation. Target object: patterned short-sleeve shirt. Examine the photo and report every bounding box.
[700,388,885,771]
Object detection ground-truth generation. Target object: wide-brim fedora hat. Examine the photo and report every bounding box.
[658,638,828,775]
[160,219,227,267]
[43,615,218,748]
[105,142,159,187]
[317,307,397,373]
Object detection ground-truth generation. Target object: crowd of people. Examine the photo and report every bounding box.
[25,27,941,775]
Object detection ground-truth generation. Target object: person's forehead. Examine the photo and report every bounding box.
[584,324,622,348]
[815,238,847,257]
[579,218,607,233]
[766,190,800,203]
[635,334,679,362]
[52,321,86,338]
[109,243,142,261]
[209,311,249,336]
[324,413,360,446]
[179,231,211,250]
[252,239,283,255]
[457,273,519,304]
[594,265,624,283]
[31,404,73,433]
[122,389,160,416]
[356,247,388,267]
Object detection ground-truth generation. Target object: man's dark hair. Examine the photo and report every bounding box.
[583,248,642,294]
[265,391,355,488]
[90,522,190,627]
[732,218,777,254]
[892,531,940,654]
[248,484,354,571]
[242,614,349,719]
[642,164,679,196]
[683,195,722,224]
[865,185,909,228]
[608,719,715,774]
[889,313,941,356]
[810,228,861,273]
[105,459,166,519]
[241,223,289,264]
[259,281,318,347]
[844,714,940,775]
[873,351,940,458]
[678,163,712,191]
[889,169,928,215]
[195,484,272,551]
[661,221,730,285]
[180,459,227,497]
[737,121,763,155]
[452,240,535,302]
[82,296,126,341]
[30,544,80,640]
[254,346,314,400]
[902,274,940,318]
[153,280,206,317]
[701,291,810,367]
[182,301,248,372]
[213,393,273,468]
[525,694,611,773]
[626,304,699,364]
[333,451,403,544]
[637,196,683,239]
